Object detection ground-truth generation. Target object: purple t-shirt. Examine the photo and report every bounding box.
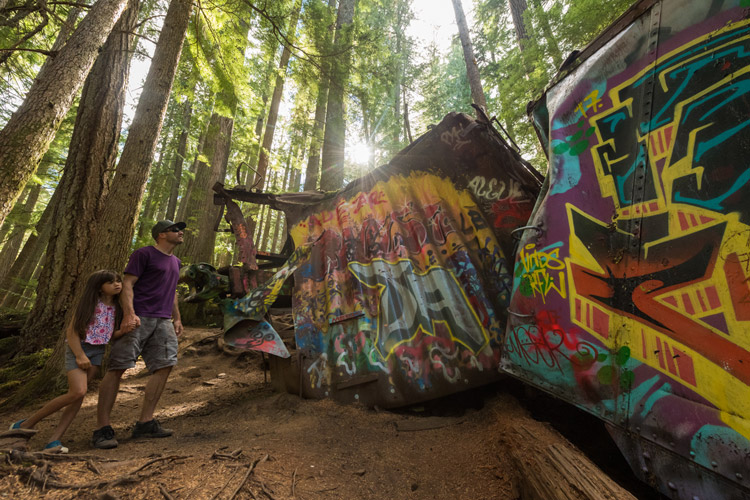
[124,246,180,318]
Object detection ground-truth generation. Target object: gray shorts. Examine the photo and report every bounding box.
[64,342,106,372]
[108,317,178,372]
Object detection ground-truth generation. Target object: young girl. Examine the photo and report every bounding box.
[9,270,133,453]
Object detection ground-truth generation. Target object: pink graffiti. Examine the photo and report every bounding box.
[505,312,599,373]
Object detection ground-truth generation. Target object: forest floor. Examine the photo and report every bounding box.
[0,327,663,500]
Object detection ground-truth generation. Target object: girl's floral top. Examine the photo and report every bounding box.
[85,301,115,345]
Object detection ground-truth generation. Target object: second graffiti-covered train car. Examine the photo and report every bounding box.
[502,0,750,498]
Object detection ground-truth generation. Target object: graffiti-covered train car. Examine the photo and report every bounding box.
[282,112,543,408]
[503,0,750,498]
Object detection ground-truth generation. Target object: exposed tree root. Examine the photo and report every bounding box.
[6,451,190,491]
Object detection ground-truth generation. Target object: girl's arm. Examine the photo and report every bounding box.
[112,324,128,339]
[66,323,91,370]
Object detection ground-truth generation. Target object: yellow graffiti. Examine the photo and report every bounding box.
[565,203,750,440]
[347,258,490,360]
[589,17,750,220]
[289,171,507,349]
[574,89,604,118]
[519,243,566,303]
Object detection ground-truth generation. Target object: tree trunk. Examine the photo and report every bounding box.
[391,1,407,149]
[319,0,357,191]
[259,170,277,251]
[403,93,413,143]
[302,0,336,192]
[295,168,302,191]
[303,78,329,192]
[83,0,192,275]
[261,209,274,253]
[243,47,276,189]
[509,0,529,46]
[252,0,303,192]
[451,0,487,112]
[0,176,43,280]
[529,0,563,67]
[0,188,29,244]
[137,108,176,240]
[19,0,141,352]
[0,0,128,228]
[0,188,59,309]
[245,0,302,243]
[177,112,234,264]
[245,112,266,188]
[177,116,210,223]
[271,157,293,252]
[0,232,46,310]
[18,259,43,310]
[166,100,192,221]
[254,203,267,242]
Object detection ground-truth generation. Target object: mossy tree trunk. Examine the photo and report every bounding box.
[82,0,193,275]
[19,0,141,353]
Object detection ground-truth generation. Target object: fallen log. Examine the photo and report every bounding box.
[496,396,637,500]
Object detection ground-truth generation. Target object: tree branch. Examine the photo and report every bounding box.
[0,4,48,66]
[47,1,91,7]
[0,47,54,56]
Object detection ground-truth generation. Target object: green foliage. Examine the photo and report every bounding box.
[470,0,635,171]
[413,40,473,128]
[0,4,80,126]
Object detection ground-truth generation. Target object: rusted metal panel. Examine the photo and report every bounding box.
[285,112,542,408]
[505,1,750,498]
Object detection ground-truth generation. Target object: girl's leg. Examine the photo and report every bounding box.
[47,367,98,442]
[22,368,89,429]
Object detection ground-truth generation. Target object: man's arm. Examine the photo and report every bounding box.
[121,274,141,329]
[172,291,183,336]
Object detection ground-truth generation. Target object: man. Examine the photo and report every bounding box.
[92,220,186,449]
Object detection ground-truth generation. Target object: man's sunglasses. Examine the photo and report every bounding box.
[165,227,182,233]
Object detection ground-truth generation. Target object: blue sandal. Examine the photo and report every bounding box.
[9,419,25,430]
[43,440,69,454]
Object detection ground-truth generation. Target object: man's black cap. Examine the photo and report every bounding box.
[151,220,186,240]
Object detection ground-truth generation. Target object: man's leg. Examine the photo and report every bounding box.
[96,369,125,428]
[131,318,177,439]
[139,366,172,423]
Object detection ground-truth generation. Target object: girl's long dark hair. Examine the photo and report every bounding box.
[72,270,123,339]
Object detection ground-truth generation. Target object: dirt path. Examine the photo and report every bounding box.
[0,328,658,499]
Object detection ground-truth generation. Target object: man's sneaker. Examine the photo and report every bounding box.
[131,419,173,439]
[92,425,118,449]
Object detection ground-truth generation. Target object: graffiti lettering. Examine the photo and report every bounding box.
[518,243,567,303]
[348,259,488,358]
[468,176,525,202]
[505,323,598,373]
[338,190,388,216]
[574,90,604,118]
[440,125,471,150]
[307,353,331,389]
